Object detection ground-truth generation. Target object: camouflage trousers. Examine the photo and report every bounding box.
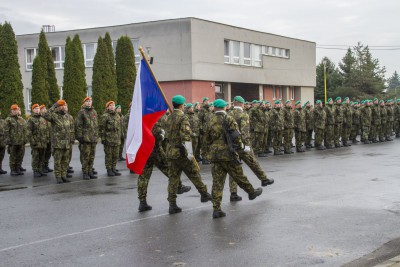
[314,128,324,146]
[252,131,266,154]
[341,124,352,143]
[8,145,25,171]
[282,128,293,152]
[44,142,52,167]
[386,122,394,137]
[334,123,343,145]
[194,136,201,160]
[191,136,199,159]
[380,123,386,139]
[325,125,334,146]
[199,134,209,160]
[294,129,306,150]
[0,146,5,169]
[267,130,273,148]
[138,156,170,201]
[229,148,268,192]
[104,144,119,170]
[212,161,255,211]
[369,124,380,141]
[79,142,97,173]
[350,124,360,141]
[53,148,69,178]
[273,130,283,152]
[31,147,46,172]
[394,121,400,135]
[361,126,370,141]
[263,128,269,152]
[305,129,313,146]
[119,138,125,159]
[167,157,207,204]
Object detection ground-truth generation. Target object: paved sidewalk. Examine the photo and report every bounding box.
[374,255,400,267]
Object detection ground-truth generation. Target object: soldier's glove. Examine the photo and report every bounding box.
[199,129,204,135]
[184,141,194,161]
[160,134,165,141]
[101,140,107,145]
[77,137,84,144]
[244,146,251,153]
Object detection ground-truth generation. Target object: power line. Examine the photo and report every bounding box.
[318,44,400,47]
[317,46,400,51]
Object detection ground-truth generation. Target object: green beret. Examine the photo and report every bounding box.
[245,102,249,105]
[264,101,270,105]
[349,101,353,104]
[344,97,349,101]
[202,97,209,102]
[285,100,291,104]
[186,103,193,108]
[360,100,365,104]
[252,100,258,103]
[373,98,378,102]
[172,95,185,105]
[379,100,384,104]
[397,99,400,103]
[295,100,301,105]
[209,102,213,106]
[193,102,199,107]
[214,99,227,108]
[115,104,121,109]
[316,100,322,104]
[353,101,358,105]
[304,101,310,105]
[335,96,341,102]
[328,98,332,102]
[233,96,245,103]
[274,100,281,104]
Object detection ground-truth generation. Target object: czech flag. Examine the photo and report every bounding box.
[126,59,168,174]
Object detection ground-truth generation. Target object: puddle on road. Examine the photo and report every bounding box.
[0,186,28,192]
[364,153,385,157]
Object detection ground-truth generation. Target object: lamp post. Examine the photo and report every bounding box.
[323,60,328,104]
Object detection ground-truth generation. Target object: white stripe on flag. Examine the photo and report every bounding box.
[126,62,143,164]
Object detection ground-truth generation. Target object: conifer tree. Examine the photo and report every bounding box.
[31,54,48,105]
[116,36,136,113]
[0,22,25,118]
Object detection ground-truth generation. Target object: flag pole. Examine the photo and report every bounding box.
[138,47,172,113]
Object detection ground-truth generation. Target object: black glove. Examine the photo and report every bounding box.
[101,140,107,145]
[199,129,204,135]
[77,137,84,144]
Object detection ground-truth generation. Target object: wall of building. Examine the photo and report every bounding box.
[159,80,214,105]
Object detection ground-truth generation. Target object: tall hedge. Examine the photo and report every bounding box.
[0,22,25,118]
[116,36,136,114]
[31,54,47,106]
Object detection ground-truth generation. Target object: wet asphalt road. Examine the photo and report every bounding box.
[0,140,400,267]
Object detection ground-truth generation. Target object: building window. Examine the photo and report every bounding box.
[130,39,140,64]
[25,48,37,70]
[243,42,251,66]
[232,41,240,64]
[273,86,283,100]
[290,86,295,100]
[283,49,290,58]
[252,45,262,67]
[83,43,97,67]
[224,40,230,63]
[50,46,65,69]
[26,88,32,110]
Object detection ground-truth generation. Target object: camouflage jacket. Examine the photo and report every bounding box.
[75,106,99,143]
[360,106,372,127]
[99,110,121,145]
[380,106,387,124]
[27,114,48,148]
[304,106,314,130]
[313,106,326,130]
[394,104,400,120]
[293,108,306,132]
[0,118,6,147]
[66,113,75,144]
[371,105,381,125]
[342,104,352,126]
[270,107,284,131]
[186,112,200,137]
[333,104,343,124]
[249,107,267,133]
[204,111,242,162]
[352,108,361,126]
[230,107,251,146]
[148,120,167,162]
[324,105,335,125]
[283,107,294,129]
[165,109,192,160]
[4,114,27,145]
[386,106,394,122]
[118,113,125,139]
[198,105,211,132]
[43,107,73,149]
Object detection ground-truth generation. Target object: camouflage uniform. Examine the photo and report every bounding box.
[369,104,381,142]
[99,109,121,172]
[204,111,258,212]
[75,106,99,175]
[304,106,314,148]
[394,103,400,137]
[249,106,267,155]
[379,105,387,141]
[198,104,211,160]
[165,109,209,205]
[5,113,27,173]
[360,105,372,143]
[42,116,52,172]
[283,106,294,153]
[333,103,343,147]
[271,106,284,154]
[350,107,361,142]
[324,105,335,148]
[264,107,273,152]
[386,104,394,139]
[341,103,353,146]
[0,116,6,173]
[293,107,306,152]
[27,113,48,173]
[117,112,126,160]
[66,113,75,167]
[186,110,200,160]
[43,107,74,182]
[228,107,270,193]
[313,105,326,147]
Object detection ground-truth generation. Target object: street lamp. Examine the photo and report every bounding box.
[323,59,328,104]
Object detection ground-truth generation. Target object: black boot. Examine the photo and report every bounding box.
[39,171,47,176]
[177,185,191,194]
[56,177,63,184]
[88,172,98,179]
[169,203,182,214]
[118,157,126,161]
[0,168,7,174]
[19,166,26,172]
[83,173,90,180]
[61,177,71,183]
[107,169,115,177]
[33,171,42,177]
[46,165,54,172]
[230,192,242,202]
[66,173,73,178]
[212,210,226,219]
[10,169,19,176]
[249,187,263,200]
[261,178,274,187]
[138,201,152,212]
[200,192,212,203]
[92,168,98,175]
[112,168,121,176]
[67,168,74,174]
[317,145,326,150]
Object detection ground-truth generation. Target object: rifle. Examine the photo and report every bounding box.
[222,115,241,165]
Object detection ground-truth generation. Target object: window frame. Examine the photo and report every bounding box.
[50,46,65,69]
[83,43,97,67]
[224,40,230,63]
[25,48,37,71]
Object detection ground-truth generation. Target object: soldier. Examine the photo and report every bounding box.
[43,100,73,183]
[204,98,263,218]
[369,98,381,143]
[350,102,361,143]
[271,100,284,155]
[185,103,200,161]
[360,100,372,144]
[313,100,326,150]
[394,99,400,137]
[324,98,335,149]
[40,105,53,173]
[333,97,343,148]
[304,101,314,148]
[65,104,75,178]
[75,96,99,180]
[264,101,273,153]
[341,97,352,146]
[5,104,27,176]
[249,100,268,157]
[198,97,212,165]
[116,105,126,161]
[379,100,387,142]
[283,100,294,154]
[27,104,49,177]
[386,100,394,141]
[165,95,211,214]
[99,101,122,176]
[293,100,306,152]
[228,96,274,201]
[0,112,7,174]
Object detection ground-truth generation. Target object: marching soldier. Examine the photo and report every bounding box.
[99,101,122,177]
[386,100,394,141]
[43,100,73,183]
[271,100,284,155]
[75,96,99,180]
[27,104,49,177]
[5,104,27,176]
[185,103,200,161]
[165,95,211,214]
[116,105,126,161]
[324,98,335,149]
[204,98,263,218]
[370,98,381,143]
[283,100,294,154]
[40,105,53,173]
[249,100,268,157]
[198,97,211,164]
[304,101,314,148]
[293,100,306,152]
[313,100,326,150]
[0,112,7,174]
[394,99,400,137]
[333,97,343,148]
[264,101,273,154]
[65,104,75,179]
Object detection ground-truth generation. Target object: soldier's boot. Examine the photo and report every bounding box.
[317,145,326,150]
[10,169,19,176]
[92,168,98,175]
[364,140,371,144]
[83,173,90,180]
[42,167,49,174]
[284,150,293,154]
[67,168,74,174]
[19,166,26,172]
[138,200,152,212]
[46,165,54,172]
[107,169,115,177]
[177,185,191,194]
[0,166,7,174]
[212,210,226,219]
[66,173,73,178]
[230,192,242,202]
[118,156,126,161]
[17,169,24,175]
[261,178,274,187]
[200,192,212,203]
[386,137,393,141]
[112,168,121,176]
[61,177,71,183]
[33,171,42,178]
[265,149,273,154]
[352,139,359,143]
[55,177,63,184]
[169,203,182,214]
[39,171,47,176]
[88,172,98,179]
[296,148,305,152]
[274,151,283,156]
[248,187,263,200]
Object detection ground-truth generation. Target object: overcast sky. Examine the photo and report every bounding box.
[1,0,399,78]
